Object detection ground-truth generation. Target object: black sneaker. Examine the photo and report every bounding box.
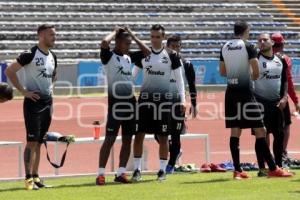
[114,173,131,184]
[131,169,142,182]
[257,169,268,177]
[157,170,166,181]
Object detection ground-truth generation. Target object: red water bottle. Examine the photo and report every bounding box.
[93,121,101,139]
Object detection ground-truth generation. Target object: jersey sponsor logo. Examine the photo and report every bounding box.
[117,66,132,76]
[226,43,242,51]
[274,61,282,67]
[145,65,165,76]
[261,71,281,80]
[170,79,176,83]
[37,68,53,79]
[161,56,168,64]
[107,128,114,132]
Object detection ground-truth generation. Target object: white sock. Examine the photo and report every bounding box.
[98,168,105,176]
[117,167,126,177]
[160,159,168,172]
[134,157,142,171]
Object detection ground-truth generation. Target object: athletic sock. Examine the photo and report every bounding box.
[25,174,32,180]
[32,174,39,178]
[255,138,266,169]
[273,131,284,168]
[160,159,168,173]
[230,137,242,172]
[134,157,142,171]
[98,168,105,176]
[116,167,126,177]
[256,138,277,171]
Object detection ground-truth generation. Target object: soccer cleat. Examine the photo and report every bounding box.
[33,177,45,188]
[200,163,211,173]
[96,175,105,186]
[209,163,226,172]
[131,169,142,182]
[268,167,293,178]
[233,171,251,180]
[114,173,131,184]
[25,178,35,190]
[166,165,175,174]
[257,169,268,177]
[157,170,166,181]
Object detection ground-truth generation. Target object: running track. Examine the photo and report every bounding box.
[0,91,299,178]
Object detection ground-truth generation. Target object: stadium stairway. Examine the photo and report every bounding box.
[0,0,299,64]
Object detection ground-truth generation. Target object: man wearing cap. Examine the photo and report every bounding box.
[271,33,299,164]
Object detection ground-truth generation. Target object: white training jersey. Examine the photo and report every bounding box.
[136,47,182,98]
[254,53,286,101]
[220,39,257,91]
[100,47,145,99]
[16,45,57,97]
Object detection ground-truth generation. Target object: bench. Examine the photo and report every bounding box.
[50,133,210,176]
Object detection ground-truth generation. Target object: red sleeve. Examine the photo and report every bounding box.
[285,55,299,104]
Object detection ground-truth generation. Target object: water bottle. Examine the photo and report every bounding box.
[93,121,101,139]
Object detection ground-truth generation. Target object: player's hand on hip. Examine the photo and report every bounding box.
[277,97,287,110]
[22,90,40,102]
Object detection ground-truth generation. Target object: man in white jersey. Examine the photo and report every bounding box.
[254,33,292,176]
[5,24,57,190]
[131,24,186,181]
[155,35,198,174]
[0,82,13,103]
[220,21,292,179]
[96,27,150,185]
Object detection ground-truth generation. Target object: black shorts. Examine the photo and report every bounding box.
[169,100,186,135]
[23,96,53,143]
[105,97,136,136]
[225,89,264,129]
[283,101,292,127]
[256,97,285,134]
[136,97,172,135]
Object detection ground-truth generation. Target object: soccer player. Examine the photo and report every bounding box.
[0,82,13,103]
[156,35,197,174]
[131,25,185,181]
[254,33,293,176]
[5,24,57,190]
[96,27,150,185]
[219,21,292,179]
[271,33,299,163]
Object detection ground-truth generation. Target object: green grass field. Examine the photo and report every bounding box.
[0,171,300,200]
